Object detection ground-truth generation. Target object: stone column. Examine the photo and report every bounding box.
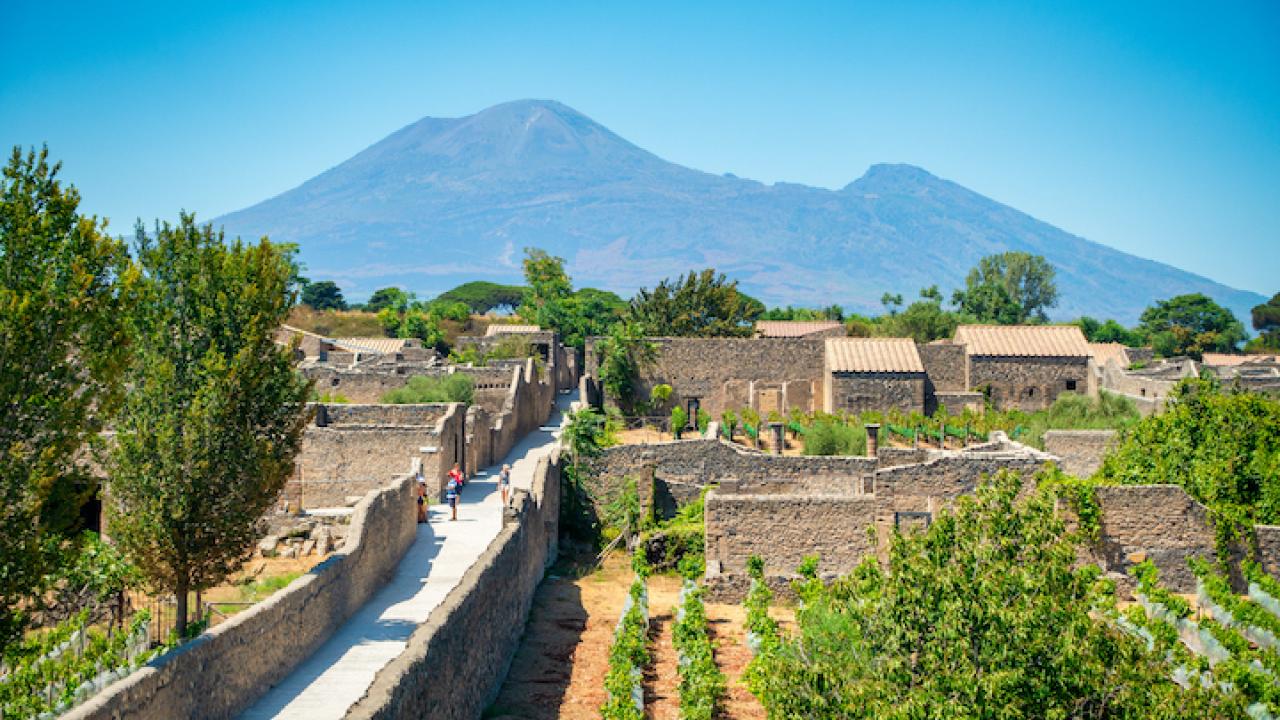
[769,422,785,455]
[865,423,880,458]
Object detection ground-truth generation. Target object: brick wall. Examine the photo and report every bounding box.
[1042,429,1117,477]
[705,492,878,577]
[918,342,968,391]
[969,356,1091,411]
[636,337,827,416]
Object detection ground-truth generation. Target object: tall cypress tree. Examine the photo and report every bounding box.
[107,214,311,635]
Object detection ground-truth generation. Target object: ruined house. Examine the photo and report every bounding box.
[953,324,1095,411]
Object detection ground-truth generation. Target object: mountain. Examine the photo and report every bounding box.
[215,99,1265,325]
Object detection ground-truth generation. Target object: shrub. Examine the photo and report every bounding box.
[673,584,725,720]
[802,419,866,456]
[380,373,475,404]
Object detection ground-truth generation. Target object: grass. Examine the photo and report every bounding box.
[286,305,385,337]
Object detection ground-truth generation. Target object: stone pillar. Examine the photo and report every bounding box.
[687,397,700,430]
[865,423,880,458]
[769,422,785,455]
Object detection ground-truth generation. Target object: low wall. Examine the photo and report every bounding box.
[346,450,563,720]
[67,474,419,720]
[705,492,877,578]
[1042,429,1117,477]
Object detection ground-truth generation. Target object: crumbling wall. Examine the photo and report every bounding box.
[969,356,1091,411]
[705,492,877,578]
[1042,429,1117,478]
[1091,485,1218,592]
[638,337,827,416]
[65,474,419,720]
[345,451,562,720]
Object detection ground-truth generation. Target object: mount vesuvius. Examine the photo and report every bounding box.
[214,99,1264,325]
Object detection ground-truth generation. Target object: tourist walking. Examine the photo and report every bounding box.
[415,470,427,523]
[499,463,511,505]
[448,462,464,492]
[445,474,459,521]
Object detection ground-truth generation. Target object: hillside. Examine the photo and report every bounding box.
[215,99,1264,324]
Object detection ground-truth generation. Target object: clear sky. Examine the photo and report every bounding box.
[2,0,1277,295]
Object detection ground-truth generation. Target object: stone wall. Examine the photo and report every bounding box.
[1042,429,1117,478]
[827,372,924,415]
[969,356,1091,411]
[932,391,985,414]
[1091,485,1218,592]
[66,474,419,720]
[705,493,878,577]
[636,337,827,416]
[470,359,555,472]
[918,342,968,392]
[345,450,562,720]
[292,403,465,507]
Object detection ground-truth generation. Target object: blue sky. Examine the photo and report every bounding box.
[2,0,1277,295]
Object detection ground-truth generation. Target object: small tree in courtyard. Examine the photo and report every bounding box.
[107,215,312,636]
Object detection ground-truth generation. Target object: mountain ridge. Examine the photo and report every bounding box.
[215,99,1264,325]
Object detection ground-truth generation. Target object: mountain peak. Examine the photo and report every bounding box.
[843,163,941,193]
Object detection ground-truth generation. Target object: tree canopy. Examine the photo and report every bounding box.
[0,147,133,651]
[300,280,347,310]
[515,248,626,348]
[1138,293,1246,359]
[1075,315,1147,347]
[629,269,761,337]
[436,280,526,314]
[1250,292,1280,352]
[366,286,409,314]
[107,215,311,636]
[953,251,1059,323]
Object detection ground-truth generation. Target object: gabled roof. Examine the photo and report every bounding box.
[484,324,544,337]
[826,337,924,373]
[330,337,409,355]
[954,325,1090,358]
[756,320,843,338]
[1088,342,1130,368]
[1202,352,1280,367]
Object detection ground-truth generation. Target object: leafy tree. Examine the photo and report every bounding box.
[520,247,572,314]
[300,280,347,311]
[366,286,409,314]
[878,286,961,342]
[436,280,527,314]
[879,292,903,315]
[380,374,474,404]
[1075,316,1146,347]
[1138,293,1246,359]
[746,470,1246,718]
[107,215,312,637]
[1249,292,1280,352]
[953,251,1059,323]
[0,147,133,651]
[1097,378,1280,525]
[597,321,656,412]
[761,305,844,321]
[425,299,471,324]
[274,241,309,295]
[629,269,761,337]
[514,248,625,348]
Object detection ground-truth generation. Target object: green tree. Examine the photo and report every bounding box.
[954,251,1059,323]
[746,470,1246,718]
[0,147,133,651]
[597,321,656,412]
[629,269,761,337]
[1249,292,1280,352]
[107,215,311,636]
[274,241,309,295]
[520,247,572,315]
[1138,293,1246,359]
[380,374,474,404]
[878,286,961,342]
[515,248,624,348]
[300,280,347,310]
[366,286,409,314]
[1097,378,1280,525]
[1075,316,1146,347]
[435,280,527,314]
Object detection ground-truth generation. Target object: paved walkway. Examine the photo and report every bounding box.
[240,391,576,719]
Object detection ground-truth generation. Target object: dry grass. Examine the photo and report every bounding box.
[287,306,385,337]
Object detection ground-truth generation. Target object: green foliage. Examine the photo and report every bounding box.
[696,409,711,434]
[648,383,673,410]
[1075,315,1147,346]
[435,280,526,314]
[0,147,134,651]
[299,280,347,310]
[1191,557,1280,643]
[380,373,475,404]
[744,472,1243,718]
[597,321,656,411]
[365,286,409,314]
[954,251,1059,323]
[310,391,350,403]
[673,585,726,720]
[1250,291,1280,351]
[670,406,688,439]
[802,419,866,456]
[1131,560,1192,618]
[1037,464,1103,540]
[107,215,311,636]
[720,409,738,439]
[517,248,626,348]
[1098,378,1280,525]
[1139,293,1247,359]
[601,579,649,720]
[629,268,761,337]
[760,304,844,321]
[604,477,642,538]
[639,491,706,576]
[875,285,961,342]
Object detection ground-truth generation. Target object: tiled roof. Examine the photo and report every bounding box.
[484,324,544,337]
[756,320,844,338]
[278,324,331,341]
[1202,353,1280,367]
[954,325,1090,357]
[1088,342,1130,368]
[330,337,408,355]
[826,337,924,373]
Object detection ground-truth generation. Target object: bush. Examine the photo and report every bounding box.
[673,584,725,720]
[802,419,866,456]
[380,373,474,404]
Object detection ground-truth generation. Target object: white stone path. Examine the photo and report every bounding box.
[240,391,575,719]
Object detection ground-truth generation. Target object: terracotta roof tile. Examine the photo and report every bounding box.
[954,325,1090,357]
[484,324,544,337]
[330,337,409,355]
[826,337,924,373]
[756,320,844,338]
[1088,342,1130,368]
